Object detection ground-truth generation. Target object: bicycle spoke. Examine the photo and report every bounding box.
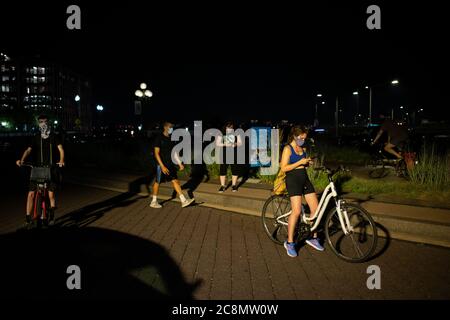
[349,233,365,258]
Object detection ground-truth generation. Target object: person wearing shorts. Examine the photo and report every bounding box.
[372,115,408,159]
[280,125,324,257]
[16,114,65,227]
[149,122,195,209]
[216,121,243,193]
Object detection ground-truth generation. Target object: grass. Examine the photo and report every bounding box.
[408,146,449,190]
[314,144,372,165]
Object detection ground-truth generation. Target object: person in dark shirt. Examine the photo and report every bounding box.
[149,122,195,209]
[16,114,65,226]
[372,115,408,159]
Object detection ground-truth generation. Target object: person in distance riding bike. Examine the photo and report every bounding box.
[16,114,65,227]
[371,114,408,159]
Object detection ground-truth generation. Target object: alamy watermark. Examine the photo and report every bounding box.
[366,265,381,290]
[167,121,280,176]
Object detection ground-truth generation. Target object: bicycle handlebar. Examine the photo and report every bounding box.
[18,162,62,168]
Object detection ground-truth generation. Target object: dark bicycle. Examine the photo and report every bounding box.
[367,142,408,179]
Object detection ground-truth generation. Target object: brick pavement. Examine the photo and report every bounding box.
[1,184,450,299]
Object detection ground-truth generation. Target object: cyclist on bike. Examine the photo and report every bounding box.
[280,125,324,257]
[16,114,65,227]
[371,114,408,159]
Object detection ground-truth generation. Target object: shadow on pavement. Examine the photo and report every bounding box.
[55,192,144,228]
[368,222,391,261]
[0,227,201,300]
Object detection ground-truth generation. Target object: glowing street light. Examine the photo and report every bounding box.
[353,91,359,95]
[74,95,80,102]
[96,105,104,111]
[391,79,399,85]
[144,89,153,97]
[135,90,144,98]
[140,83,147,90]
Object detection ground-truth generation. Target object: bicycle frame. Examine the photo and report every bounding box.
[275,181,353,235]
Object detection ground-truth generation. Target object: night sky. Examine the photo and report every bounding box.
[1,1,448,124]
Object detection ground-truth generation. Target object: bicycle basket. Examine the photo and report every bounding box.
[30,167,52,182]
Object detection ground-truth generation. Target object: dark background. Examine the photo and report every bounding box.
[1,0,448,124]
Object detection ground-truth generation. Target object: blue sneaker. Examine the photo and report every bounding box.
[305,238,325,251]
[284,241,298,257]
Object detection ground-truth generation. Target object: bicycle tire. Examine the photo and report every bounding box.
[324,202,378,263]
[34,192,44,229]
[261,194,291,245]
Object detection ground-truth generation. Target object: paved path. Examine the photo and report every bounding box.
[1,184,450,299]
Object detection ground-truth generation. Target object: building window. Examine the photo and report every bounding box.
[1,75,9,81]
[1,85,10,92]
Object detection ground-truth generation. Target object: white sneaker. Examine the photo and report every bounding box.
[181,198,195,208]
[149,201,162,209]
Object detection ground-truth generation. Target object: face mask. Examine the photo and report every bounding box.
[295,137,305,147]
[39,123,51,139]
[168,127,174,135]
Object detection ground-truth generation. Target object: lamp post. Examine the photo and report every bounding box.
[353,91,359,125]
[366,79,399,126]
[314,93,324,127]
[74,95,81,130]
[134,83,153,129]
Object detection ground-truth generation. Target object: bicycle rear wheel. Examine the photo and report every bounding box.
[261,194,291,245]
[325,203,378,263]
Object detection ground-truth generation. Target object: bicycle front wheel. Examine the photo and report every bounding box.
[261,194,291,245]
[325,203,378,263]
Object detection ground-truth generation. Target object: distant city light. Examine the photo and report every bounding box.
[96,105,104,111]
[1,121,8,127]
[316,94,323,97]
[391,80,399,85]
[54,120,58,124]
[321,101,325,105]
[353,91,358,95]
[74,95,80,102]
[140,83,147,90]
[400,106,404,109]
[365,86,369,89]
[138,125,143,131]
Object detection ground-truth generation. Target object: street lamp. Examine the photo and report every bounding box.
[314,93,324,126]
[96,105,104,111]
[74,95,80,102]
[134,83,153,129]
[366,79,399,126]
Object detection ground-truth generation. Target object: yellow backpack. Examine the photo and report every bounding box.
[272,168,287,195]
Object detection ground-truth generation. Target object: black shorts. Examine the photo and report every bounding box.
[285,168,315,197]
[219,163,241,176]
[155,165,178,183]
[28,168,60,192]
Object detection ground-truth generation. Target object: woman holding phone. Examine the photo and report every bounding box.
[280,125,324,257]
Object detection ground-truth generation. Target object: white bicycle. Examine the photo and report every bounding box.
[262,166,378,263]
